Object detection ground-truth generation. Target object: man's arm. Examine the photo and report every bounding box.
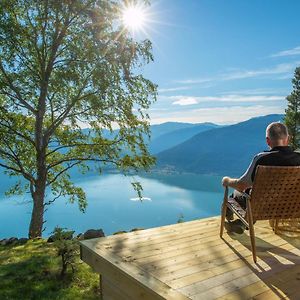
[222,176,251,191]
[222,152,269,191]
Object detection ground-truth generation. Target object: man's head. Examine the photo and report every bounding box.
[266,122,289,148]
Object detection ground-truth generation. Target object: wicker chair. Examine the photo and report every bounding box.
[220,166,300,263]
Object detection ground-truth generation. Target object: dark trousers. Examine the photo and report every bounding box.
[226,189,250,219]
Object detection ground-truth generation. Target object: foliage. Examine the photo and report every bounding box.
[285,67,300,149]
[0,239,99,299]
[0,0,157,238]
[52,227,78,278]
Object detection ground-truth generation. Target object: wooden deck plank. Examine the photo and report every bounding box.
[107,225,220,259]
[80,217,300,300]
[189,272,262,300]
[102,277,132,300]
[145,233,283,272]
[96,217,220,246]
[154,237,289,282]
[165,247,294,290]
[110,224,220,256]
[137,233,285,267]
[178,265,258,296]
[81,239,189,300]
[252,290,283,300]
[216,281,272,300]
[99,220,220,252]
[183,261,298,299]
[149,235,287,278]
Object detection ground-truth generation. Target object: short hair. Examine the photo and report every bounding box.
[266,122,289,141]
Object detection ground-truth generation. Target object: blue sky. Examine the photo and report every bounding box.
[137,0,300,124]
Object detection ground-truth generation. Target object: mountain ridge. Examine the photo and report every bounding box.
[155,114,284,176]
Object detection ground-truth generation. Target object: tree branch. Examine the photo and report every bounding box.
[43,76,94,140]
[47,157,120,171]
[44,190,63,206]
[0,119,35,146]
[0,61,36,113]
[45,138,123,157]
[0,141,35,183]
[46,161,82,186]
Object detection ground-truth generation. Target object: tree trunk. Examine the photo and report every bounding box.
[60,255,67,278]
[29,183,46,239]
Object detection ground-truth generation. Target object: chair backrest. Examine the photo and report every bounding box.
[250,166,300,220]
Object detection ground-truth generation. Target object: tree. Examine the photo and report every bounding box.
[0,0,157,238]
[284,67,300,149]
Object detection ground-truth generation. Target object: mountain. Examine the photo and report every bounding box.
[149,122,197,141]
[149,123,220,154]
[156,114,284,176]
[82,122,197,142]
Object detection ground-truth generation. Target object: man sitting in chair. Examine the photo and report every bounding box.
[222,122,300,234]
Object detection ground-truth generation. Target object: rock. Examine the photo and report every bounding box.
[47,230,74,242]
[5,237,18,245]
[47,235,55,243]
[1,237,28,246]
[130,228,144,232]
[83,229,105,240]
[113,231,127,235]
[18,238,28,245]
[76,233,84,241]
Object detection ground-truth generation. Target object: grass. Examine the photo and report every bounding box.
[0,239,100,300]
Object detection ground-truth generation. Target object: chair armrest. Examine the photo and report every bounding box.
[223,186,229,202]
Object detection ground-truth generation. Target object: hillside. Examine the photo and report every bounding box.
[149,123,220,154]
[156,114,284,176]
[149,122,197,140]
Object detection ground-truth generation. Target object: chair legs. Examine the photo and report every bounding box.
[274,219,279,234]
[246,200,257,263]
[220,187,257,263]
[220,187,228,238]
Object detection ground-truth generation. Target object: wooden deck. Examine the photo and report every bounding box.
[80,216,300,299]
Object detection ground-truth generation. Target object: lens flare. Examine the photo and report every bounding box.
[122,5,146,31]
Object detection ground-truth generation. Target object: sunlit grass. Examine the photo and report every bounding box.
[0,240,99,300]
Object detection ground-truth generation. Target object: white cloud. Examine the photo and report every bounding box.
[176,61,300,84]
[168,94,284,104]
[172,97,198,106]
[159,82,214,93]
[177,77,213,84]
[176,77,216,84]
[158,86,191,93]
[221,63,297,80]
[271,46,300,58]
[220,88,288,96]
[150,105,284,125]
[274,73,293,80]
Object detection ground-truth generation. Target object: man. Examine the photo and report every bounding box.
[222,122,300,233]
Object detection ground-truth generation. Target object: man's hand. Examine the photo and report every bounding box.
[222,176,231,187]
[222,176,250,191]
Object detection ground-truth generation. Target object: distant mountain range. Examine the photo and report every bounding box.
[148,122,220,154]
[0,114,285,185]
[149,122,197,140]
[155,114,284,176]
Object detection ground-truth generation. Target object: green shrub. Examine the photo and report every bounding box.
[52,227,78,278]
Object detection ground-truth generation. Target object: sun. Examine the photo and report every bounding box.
[122,5,146,32]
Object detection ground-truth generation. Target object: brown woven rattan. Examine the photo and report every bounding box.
[220,166,300,263]
[251,166,300,220]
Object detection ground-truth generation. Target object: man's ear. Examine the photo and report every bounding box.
[266,136,271,146]
[284,136,290,145]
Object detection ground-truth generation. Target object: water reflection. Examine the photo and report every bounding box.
[0,172,223,238]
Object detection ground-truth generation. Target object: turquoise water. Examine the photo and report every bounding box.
[0,173,224,238]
